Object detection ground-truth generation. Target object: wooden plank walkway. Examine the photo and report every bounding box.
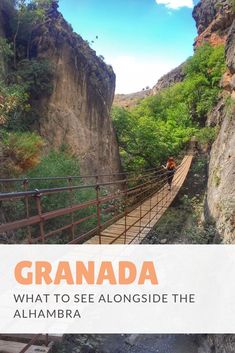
[86,155,193,244]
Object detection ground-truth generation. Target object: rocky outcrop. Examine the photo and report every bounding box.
[197,335,235,353]
[193,0,234,47]
[114,90,151,108]
[193,1,235,347]
[201,1,235,242]
[206,101,235,241]
[151,63,185,94]
[114,63,185,109]
[226,19,235,75]
[30,2,121,175]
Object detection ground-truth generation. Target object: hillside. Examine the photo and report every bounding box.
[113,89,151,108]
[0,1,235,352]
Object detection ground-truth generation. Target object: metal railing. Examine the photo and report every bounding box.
[0,157,190,244]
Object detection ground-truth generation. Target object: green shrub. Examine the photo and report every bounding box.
[0,82,29,127]
[184,223,217,244]
[13,59,54,99]
[0,38,13,77]
[1,131,44,176]
[112,44,225,171]
[195,126,218,145]
[26,149,81,182]
[1,149,98,243]
[191,155,208,174]
[27,149,97,243]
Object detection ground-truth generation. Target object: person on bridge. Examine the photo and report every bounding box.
[162,157,177,191]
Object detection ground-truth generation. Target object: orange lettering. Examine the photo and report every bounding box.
[76,261,95,284]
[138,261,158,285]
[15,261,32,285]
[54,261,74,285]
[97,261,117,284]
[119,261,136,284]
[35,261,52,285]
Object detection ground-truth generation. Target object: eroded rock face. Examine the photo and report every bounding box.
[206,104,235,241]
[226,19,235,73]
[197,335,235,353]
[31,3,121,175]
[151,63,185,94]
[193,0,233,47]
[193,1,235,348]
[201,1,235,243]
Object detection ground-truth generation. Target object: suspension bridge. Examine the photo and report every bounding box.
[0,155,193,246]
[0,155,193,352]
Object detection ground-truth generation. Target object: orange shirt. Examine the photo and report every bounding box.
[166,161,176,170]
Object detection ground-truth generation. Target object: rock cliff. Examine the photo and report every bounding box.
[197,1,235,242]
[114,63,185,108]
[151,63,185,94]
[194,1,235,350]
[193,0,234,46]
[113,64,185,109]
[197,334,235,353]
[30,2,121,176]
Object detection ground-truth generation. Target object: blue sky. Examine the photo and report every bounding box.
[59,0,199,93]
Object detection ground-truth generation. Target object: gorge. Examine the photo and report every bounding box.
[0,0,235,352]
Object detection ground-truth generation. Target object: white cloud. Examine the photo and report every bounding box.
[155,0,193,9]
[106,55,179,94]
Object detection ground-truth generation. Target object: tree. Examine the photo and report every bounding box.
[0,38,13,79]
[12,0,55,66]
[112,44,225,171]
[15,58,54,98]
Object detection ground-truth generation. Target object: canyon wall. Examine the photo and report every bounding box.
[31,3,121,176]
[194,0,235,351]
[193,0,234,46]
[195,0,235,242]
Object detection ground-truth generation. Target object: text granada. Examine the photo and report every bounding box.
[15,261,158,285]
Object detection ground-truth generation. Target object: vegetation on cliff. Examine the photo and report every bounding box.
[1,131,44,176]
[112,44,226,171]
[0,0,56,176]
[0,0,55,124]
